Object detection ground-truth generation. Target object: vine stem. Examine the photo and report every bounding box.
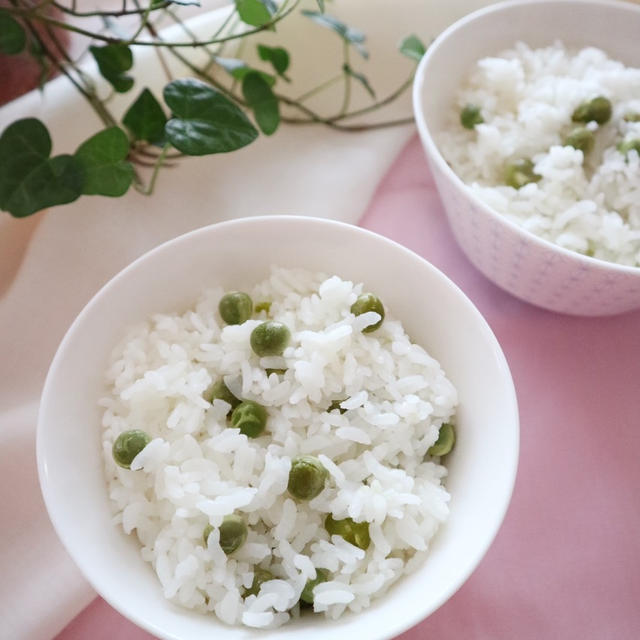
[17,1,301,48]
[338,40,351,116]
[17,12,117,129]
[295,74,343,103]
[51,1,170,18]
[136,144,171,195]
[131,0,173,82]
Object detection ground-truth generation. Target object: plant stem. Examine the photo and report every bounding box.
[295,74,343,102]
[19,15,118,130]
[130,0,173,81]
[329,75,415,122]
[52,1,169,18]
[209,7,238,58]
[339,40,351,116]
[136,144,171,195]
[126,1,155,43]
[19,1,300,48]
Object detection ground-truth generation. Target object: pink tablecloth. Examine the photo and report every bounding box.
[55,136,640,640]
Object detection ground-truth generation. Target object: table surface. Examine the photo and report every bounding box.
[55,136,640,640]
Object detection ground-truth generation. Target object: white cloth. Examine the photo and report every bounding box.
[0,1,493,638]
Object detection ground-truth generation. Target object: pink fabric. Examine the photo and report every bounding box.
[55,136,640,640]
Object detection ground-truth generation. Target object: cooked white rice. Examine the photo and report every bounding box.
[439,41,640,266]
[100,268,457,628]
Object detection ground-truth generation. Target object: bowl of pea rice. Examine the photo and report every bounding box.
[413,0,640,316]
[37,216,518,639]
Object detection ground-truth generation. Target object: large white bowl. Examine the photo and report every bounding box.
[37,216,518,640]
[413,0,640,316]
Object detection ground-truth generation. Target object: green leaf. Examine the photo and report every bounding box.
[0,11,26,55]
[0,118,51,208]
[235,0,276,27]
[315,0,325,12]
[214,57,276,86]
[90,43,134,93]
[74,127,134,197]
[7,155,84,217]
[399,34,426,62]
[257,44,290,78]
[242,71,280,136]
[163,78,259,155]
[123,88,167,143]
[301,10,368,58]
[0,119,84,217]
[343,64,375,98]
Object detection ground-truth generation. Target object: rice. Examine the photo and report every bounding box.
[101,267,457,628]
[439,41,640,266]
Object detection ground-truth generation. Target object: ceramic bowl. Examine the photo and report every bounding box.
[37,216,518,640]
[413,0,640,316]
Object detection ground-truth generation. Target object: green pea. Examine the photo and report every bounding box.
[250,321,291,357]
[205,378,241,413]
[460,103,484,129]
[504,158,541,189]
[219,514,248,555]
[219,291,253,325]
[350,293,385,333]
[254,301,272,314]
[112,429,151,469]
[300,568,330,605]
[324,514,370,550]
[571,96,612,124]
[288,455,328,501]
[231,400,268,438]
[563,126,594,155]
[203,524,214,545]
[265,368,287,376]
[428,422,456,457]
[623,112,640,123]
[243,568,274,598]
[327,399,348,414]
[617,139,640,157]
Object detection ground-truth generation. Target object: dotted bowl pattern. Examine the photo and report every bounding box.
[426,156,640,316]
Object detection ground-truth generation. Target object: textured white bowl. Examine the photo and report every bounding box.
[413,0,640,316]
[37,217,518,640]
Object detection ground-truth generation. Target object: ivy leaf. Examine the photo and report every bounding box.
[123,88,167,143]
[301,10,368,58]
[74,127,134,197]
[235,0,277,27]
[163,78,258,155]
[0,119,84,218]
[242,71,280,135]
[399,34,426,62]
[257,44,290,80]
[214,57,276,86]
[343,64,375,98]
[90,43,134,93]
[0,10,26,55]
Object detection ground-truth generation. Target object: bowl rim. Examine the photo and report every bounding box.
[412,0,640,277]
[36,215,520,639]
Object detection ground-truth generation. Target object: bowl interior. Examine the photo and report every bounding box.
[419,0,640,137]
[37,217,518,640]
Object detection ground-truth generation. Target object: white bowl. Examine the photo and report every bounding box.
[413,0,640,316]
[37,216,518,640]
